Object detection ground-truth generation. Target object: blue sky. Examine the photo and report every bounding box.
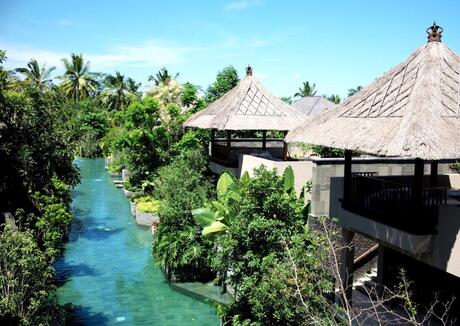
[1,0,460,98]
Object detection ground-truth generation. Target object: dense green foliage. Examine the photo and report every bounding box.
[0,51,78,324]
[0,229,56,325]
[193,166,337,325]
[152,150,215,280]
[205,66,240,103]
[134,196,161,213]
[309,144,345,158]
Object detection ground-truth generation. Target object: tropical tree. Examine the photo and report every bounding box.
[327,94,341,104]
[102,71,137,111]
[126,77,142,98]
[60,53,99,101]
[15,59,55,90]
[148,67,178,86]
[348,85,362,97]
[280,96,292,104]
[205,66,240,103]
[181,82,199,108]
[294,81,317,98]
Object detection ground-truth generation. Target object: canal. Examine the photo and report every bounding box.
[55,158,219,325]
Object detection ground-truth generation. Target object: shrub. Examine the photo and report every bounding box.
[209,166,320,324]
[0,229,55,325]
[135,196,161,213]
[152,149,215,280]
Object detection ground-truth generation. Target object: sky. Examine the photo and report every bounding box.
[1,0,460,99]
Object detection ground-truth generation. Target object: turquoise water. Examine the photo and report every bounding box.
[55,158,219,325]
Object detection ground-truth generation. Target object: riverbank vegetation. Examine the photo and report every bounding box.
[0,50,79,324]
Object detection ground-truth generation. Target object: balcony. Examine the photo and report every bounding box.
[210,138,285,167]
[341,173,448,235]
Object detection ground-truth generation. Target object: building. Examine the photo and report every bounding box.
[184,66,307,178]
[291,96,337,117]
[286,23,460,309]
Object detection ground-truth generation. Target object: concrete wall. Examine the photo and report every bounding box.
[239,155,313,197]
[310,157,453,217]
[330,176,460,278]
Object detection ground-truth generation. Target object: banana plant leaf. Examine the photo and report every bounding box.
[202,221,228,237]
[192,207,217,227]
[283,166,295,193]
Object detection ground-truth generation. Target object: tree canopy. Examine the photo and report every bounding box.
[294,81,317,98]
[205,65,239,103]
[60,53,99,101]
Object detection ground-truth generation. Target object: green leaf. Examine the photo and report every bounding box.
[240,171,250,187]
[217,172,234,198]
[227,190,241,202]
[283,166,295,192]
[211,200,228,215]
[192,207,216,227]
[202,221,228,237]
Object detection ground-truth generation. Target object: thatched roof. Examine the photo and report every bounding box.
[286,27,460,160]
[292,96,337,117]
[184,67,307,131]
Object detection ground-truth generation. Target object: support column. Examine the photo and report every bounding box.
[339,229,355,306]
[343,150,353,202]
[262,130,267,150]
[283,131,288,161]
[414,158,424,206]
[376,244,385,296]
[226,130,231,162]
[210,129,215,157]
[430,160,438,187]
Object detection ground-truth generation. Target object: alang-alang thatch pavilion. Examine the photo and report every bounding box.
[185,66,307,172]
[287,23,460,307]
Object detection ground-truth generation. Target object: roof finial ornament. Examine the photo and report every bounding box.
[426,21,443,43]
[245,65,253,77]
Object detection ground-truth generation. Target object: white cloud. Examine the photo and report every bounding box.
[56,19,75,27]
[292,72,301,80]
[1,40,190,72]
[223,1,248,11]
[223,0,261,11]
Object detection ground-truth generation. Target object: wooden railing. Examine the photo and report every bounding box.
[210,138,285,167]
[343,175,447,234]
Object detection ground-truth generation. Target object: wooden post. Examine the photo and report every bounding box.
[262,130,267,150]
[339,229,355,306]
[343,150,352,202]
[430,160,438,187]
[282,131,288,161]
[226,130,231,162]
[376,244,385,296]
[210,129,215,157]
[414,158,424,206]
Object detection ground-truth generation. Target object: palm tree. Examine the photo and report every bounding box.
[280,96,292,104]
[148,67,178,86]
[102,71,137,111]
[15,59,55,89]
[327,94,341,104]
[348,86,362,97]
[294,81,317,98]
[126,77,142,98]
[60,53,98,101]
